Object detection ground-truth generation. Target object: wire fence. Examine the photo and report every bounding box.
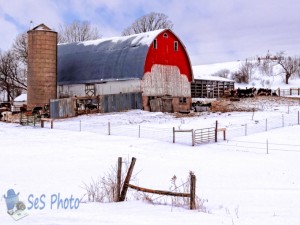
[53,111,300,149]
[222,112,299,140]
[215,139,300,154]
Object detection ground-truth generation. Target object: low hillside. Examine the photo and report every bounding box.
[193,60,300,89]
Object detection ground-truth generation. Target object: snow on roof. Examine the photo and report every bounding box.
[80,29,164,47]
[58,29,166,85]
[14,93,27,102]
[194,74,234,82]
[31,23,53,31]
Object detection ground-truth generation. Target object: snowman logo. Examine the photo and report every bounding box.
[4,189,28,220]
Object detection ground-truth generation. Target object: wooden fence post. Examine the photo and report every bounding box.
[116,157,122,202]
[120,157,136,201]
[173,127,175,143]
[298,111,300,125]
[192,129,195,146]
[190,174,196,210]
[265,118,268,131]
[108,122,111,135]
[215,120,218,142]
[138,125,141,138]
[245,124,247,136]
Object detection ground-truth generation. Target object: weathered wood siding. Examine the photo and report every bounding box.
[96,80,141,95]
[58,80,141,98]
[142,65,191,97]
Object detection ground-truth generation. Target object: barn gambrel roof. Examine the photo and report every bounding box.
[58,29,165,85]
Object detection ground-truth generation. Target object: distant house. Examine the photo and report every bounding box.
[57,29,194,113]
[13,93,27,111]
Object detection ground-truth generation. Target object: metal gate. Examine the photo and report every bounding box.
[194,127,216,144]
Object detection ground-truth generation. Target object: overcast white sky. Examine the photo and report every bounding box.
[1,0,300,65]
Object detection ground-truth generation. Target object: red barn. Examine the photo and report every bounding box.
[57,29,194,114]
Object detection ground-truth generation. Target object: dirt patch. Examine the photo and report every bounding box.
[211,96,300,113]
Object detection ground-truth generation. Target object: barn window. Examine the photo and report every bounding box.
[153,39,157,49]
[174,41,178,51]
[85,84,95,97]
[163,33,168,38]
[179,97,187,104]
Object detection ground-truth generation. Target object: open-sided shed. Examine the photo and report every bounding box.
[191,76,234,98]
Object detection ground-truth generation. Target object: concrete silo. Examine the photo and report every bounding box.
[27,24,57,110]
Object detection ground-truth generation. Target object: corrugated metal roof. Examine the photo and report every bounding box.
[58,29,165,85]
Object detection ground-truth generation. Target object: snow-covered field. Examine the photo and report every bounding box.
[1,99,300,224]
[193,61,300,89]
[2,60,300,224]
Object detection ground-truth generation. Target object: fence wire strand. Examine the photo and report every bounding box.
[53,110,300,151]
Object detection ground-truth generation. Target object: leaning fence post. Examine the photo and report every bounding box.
[120,157,136,201]
[190,173,196,210]
[116,157,122,202]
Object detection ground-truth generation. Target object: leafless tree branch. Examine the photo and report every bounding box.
[276,51,300,84]
[0,50,27,102]
[58,20,102,43]
[122,12,174,36]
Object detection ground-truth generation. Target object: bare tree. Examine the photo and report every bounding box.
[122,12,174,36]
[0,50,27,102]
[12,32,28,65]
[257,51,276,77]
[276,52,300,84]
[58,20,102,43]
[232,60,256,83]
[212,69,230,78]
